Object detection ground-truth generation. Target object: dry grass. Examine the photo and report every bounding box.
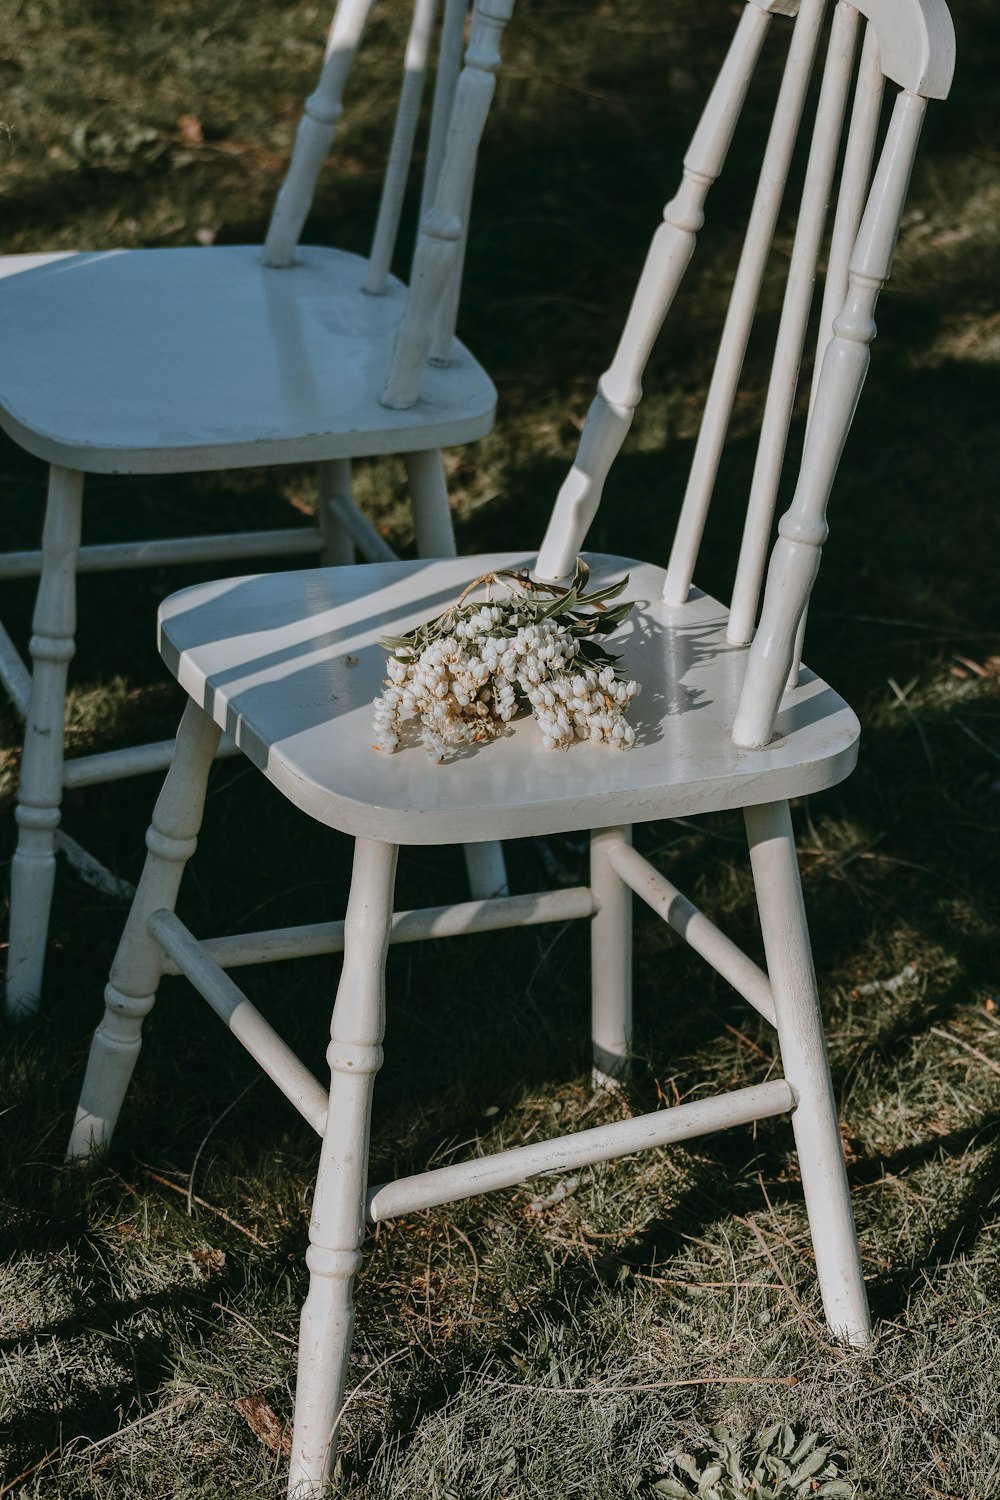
[1,0,999,1495]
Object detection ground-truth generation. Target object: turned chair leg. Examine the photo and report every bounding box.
[288,837,398,1498]
[590,826,633,1086]
[745,799,871,1346]
[5,465,84,1021]
[66,702,221,1159]
[403,448,456,559]
[317,458,356,567]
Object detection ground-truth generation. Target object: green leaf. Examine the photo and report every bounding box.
[790,1448,830,1487]
[588,602,634,633]
[673,1454,701,1482]
[578,573,631,606]
[788,1433,819,1466]
[537,589,577,620]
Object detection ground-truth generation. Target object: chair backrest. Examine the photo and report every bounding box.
[261,0,514,409]
[535,0,955,750]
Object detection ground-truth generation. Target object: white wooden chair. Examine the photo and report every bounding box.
[0,0,514,1020]
[67,0,954,1492]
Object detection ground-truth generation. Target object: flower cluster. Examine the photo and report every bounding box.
[372,560,640,762]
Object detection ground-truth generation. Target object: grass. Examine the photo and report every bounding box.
[1,0,1000,1495]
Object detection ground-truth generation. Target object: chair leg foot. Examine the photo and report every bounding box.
[590,826,633,1088]
[5,465,83,1021]
[288,838,398,1496]
[67,702,221,1159]
[745,799,871,1347]
[6,806,62,1021]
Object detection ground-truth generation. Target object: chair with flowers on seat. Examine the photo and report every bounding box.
[68,0,954,1492]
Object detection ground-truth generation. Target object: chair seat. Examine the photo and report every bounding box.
[157,553,860,843]
[0,247,497,474]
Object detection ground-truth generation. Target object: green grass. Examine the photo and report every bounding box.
[2,1,1000,1495]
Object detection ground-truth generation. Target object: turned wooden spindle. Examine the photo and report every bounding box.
[5,466,83,1020]
[535,0,778,582]
[805,22,885,435]
[262,0,378,268]
[663,0,827,607]
[67,702,221,1157]
[726,0,860,647]
[364,0,440,296]
[732,88,928,749]
[786,23,883,691]
[418,0,469,223]
[288,838,398,1497]
[381,0,514,410]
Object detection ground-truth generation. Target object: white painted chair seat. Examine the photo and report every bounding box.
[0,248,496,474]
[159,554,859,841]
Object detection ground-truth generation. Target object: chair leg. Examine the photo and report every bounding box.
[288,837,398,1498]
[744,800,871,1346]
[590,826,633,1086]
[317,458,356,566]
[66,702,221,1159]
[404,448,509,899]
[403,447,456,558]
[5,465,84,1021]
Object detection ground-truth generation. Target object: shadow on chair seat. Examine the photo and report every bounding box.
[157,551,861,842]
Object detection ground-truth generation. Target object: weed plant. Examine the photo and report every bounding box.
[1,1,999,1496]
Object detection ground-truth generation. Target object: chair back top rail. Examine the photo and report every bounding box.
[534,0,953,750]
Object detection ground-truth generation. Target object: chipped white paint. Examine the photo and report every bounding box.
[605,838,776,1025]
[590,826,634,1084]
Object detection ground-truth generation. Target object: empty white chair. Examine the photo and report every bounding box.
[68,0,955,1492]
[0,0,514,1020]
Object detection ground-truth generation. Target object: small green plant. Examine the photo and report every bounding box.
[650,1423,856,1499]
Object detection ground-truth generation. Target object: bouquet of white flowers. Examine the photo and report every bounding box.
[372,559,640,762]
